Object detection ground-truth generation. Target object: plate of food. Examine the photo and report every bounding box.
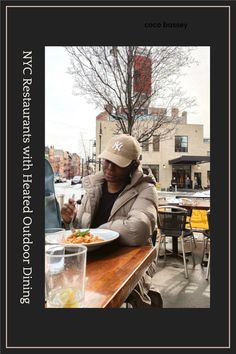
[45,228,119,251]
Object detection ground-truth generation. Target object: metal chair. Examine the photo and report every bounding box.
[185,208,197,248]
[201,210,210,280]
[156,206,195,279]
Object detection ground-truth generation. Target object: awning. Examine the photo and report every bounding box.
[168,155,210,165]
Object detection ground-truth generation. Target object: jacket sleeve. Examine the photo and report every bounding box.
[73,192,92,229]
[98,185,158,246]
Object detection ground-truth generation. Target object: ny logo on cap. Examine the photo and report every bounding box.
[112,141,123,152]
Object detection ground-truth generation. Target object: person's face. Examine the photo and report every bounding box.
[102,159,132,183]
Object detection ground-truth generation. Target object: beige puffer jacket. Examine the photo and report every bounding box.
[73,166,158,246]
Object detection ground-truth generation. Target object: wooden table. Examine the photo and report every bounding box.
[178,200,210,210]
[159,199,210,210]
[84,243,156,308]
[175,194,210,200]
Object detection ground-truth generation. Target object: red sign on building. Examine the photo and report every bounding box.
[133,55,152,96]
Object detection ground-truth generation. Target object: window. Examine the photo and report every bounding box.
[153,135,160,151]
[140,108,148,115]
[175,136,188,152]
[142,164,159,182]
[134,108,148,116]
[142,140,149,151]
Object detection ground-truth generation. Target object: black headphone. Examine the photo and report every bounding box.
[130,160,139,171]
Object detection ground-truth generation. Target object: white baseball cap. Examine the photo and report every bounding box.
[98,134,141,168]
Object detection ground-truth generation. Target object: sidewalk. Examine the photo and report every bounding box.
[157,189,210,198]
[151,232,210,308]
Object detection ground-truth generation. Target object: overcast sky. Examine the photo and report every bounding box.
[45,46,210,157]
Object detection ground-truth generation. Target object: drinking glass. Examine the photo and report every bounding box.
[56,194,64,209]
[45,245,87,308]
[45,228,65,244]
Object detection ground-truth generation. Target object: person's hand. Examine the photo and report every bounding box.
[61,198,77,224]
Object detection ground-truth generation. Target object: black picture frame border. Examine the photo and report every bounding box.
[1,0,232,351]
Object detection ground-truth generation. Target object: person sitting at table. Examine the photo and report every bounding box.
[61,134,162,308]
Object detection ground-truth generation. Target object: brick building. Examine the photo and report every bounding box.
[45,146,81,179]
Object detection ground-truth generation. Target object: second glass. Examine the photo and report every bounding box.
[45,245,87,308]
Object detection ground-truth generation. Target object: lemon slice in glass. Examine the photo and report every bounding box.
[58,287,80,308]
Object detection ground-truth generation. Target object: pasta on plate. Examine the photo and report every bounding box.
[63,229,104,244]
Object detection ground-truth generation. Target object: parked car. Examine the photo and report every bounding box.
[54,175,67,183]
[71,176,82,185]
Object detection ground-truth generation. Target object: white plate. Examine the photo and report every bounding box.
[45,229,119,251]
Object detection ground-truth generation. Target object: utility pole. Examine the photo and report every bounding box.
[98,122,102,171]
[81,158,84,177]
[80,133,89,176]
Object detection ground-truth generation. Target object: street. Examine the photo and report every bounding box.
[54,181,85,208]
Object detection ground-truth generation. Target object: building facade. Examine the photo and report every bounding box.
[45,146,81,179]
[95,112,210,190]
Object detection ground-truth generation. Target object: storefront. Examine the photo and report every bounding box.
[171,164,191,189]
[169,155,210,189]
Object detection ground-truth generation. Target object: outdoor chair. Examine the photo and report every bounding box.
[156,206,195,279]
[185,208,197,248]
[201,210,210,280]
[151,229,157,246]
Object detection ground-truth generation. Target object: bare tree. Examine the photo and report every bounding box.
[65,46,196,143]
